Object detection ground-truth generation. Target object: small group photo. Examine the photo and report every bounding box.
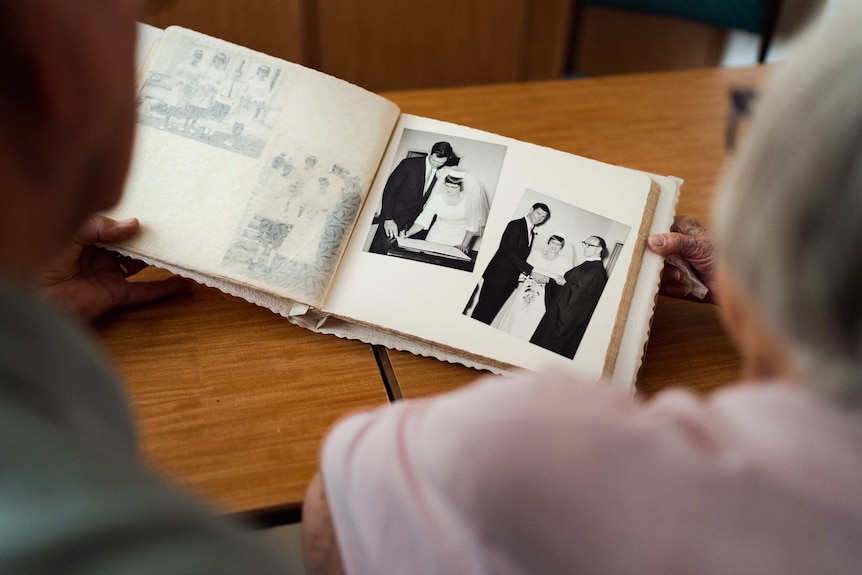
[221,142,363,303]
[136,35,285,158]
[464,188,631,360]
[363,128,507,272]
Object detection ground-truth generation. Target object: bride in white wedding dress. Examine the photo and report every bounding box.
[491,234,574,341]
[401,167,489,252]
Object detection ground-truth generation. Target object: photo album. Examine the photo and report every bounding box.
[109,25,680,388]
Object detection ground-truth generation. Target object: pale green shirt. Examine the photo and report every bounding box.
[0,280,296,574]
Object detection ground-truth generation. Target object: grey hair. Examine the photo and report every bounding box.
[714,4,862,404]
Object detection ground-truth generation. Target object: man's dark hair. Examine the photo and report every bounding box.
[430,141,454,158]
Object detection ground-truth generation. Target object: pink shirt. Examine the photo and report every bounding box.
[321,373,862,574]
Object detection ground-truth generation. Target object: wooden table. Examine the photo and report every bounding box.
[96,65,762,521]
[95,272,389,521]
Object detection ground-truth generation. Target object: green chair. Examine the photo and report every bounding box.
[567,0,784,74]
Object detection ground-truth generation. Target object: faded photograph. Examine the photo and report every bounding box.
[464,189,631,360]
[222,143,364,302]
[365,129,507,272]
[136,39,286,158]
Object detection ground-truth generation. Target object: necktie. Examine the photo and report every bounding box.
[422,167,438,203]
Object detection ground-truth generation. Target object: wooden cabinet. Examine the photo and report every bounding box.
[311,0,572,90]
[143,0,307,65]
[143,1,738,88]
[143,0,572,91]
[572,7,729,77]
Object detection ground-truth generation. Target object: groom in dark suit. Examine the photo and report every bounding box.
[369,141,455,254]
[469,203,551,324]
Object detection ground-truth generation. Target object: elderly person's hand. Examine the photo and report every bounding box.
[647,215,718,304]
[39,215,194,322]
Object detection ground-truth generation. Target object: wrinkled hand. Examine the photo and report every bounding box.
[39,215,195,322]
[532,273,550,285]
[647,215,719,304]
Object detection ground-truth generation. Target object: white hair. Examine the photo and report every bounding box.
[714,3,862,404]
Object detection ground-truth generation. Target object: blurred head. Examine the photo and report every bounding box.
[0,0,140,280]
[714,5,862,403]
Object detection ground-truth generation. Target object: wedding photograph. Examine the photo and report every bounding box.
[364,128,507,272]
[464,188,632,360]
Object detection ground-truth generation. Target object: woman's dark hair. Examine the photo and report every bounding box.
[548,235,565,247]
[444,174,463,188]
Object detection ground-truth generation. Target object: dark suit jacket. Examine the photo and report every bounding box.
[471,217,534,324]
[380,156,432,231]
[531,259,607,359]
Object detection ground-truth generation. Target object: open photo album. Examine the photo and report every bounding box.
[110,25,680,388]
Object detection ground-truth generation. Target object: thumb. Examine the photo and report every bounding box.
[648,232,708,259]
[78,215,141,245]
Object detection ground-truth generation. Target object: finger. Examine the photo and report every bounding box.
[660,265,683,284]
[97,216,141,244]
[659,283,692,299]
[120,277,195,309]
[670,215,706,236]
[647,233,675,255]
[648,232,710,260]
[666,232,713,261]
[77,214,140,245]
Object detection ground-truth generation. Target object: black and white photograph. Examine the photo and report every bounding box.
[364,128,507,272]
[221,140,363,303]
[136,35,286,158]
[464,189,631,360]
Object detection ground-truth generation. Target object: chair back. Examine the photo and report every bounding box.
[581,0,769,33]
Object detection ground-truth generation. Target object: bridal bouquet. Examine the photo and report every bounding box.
[518,273,544,309]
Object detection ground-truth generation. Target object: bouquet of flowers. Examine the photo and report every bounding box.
[518,273,544,309]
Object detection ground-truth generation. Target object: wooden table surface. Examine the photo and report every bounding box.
[95,269,388,518]
[96,65,763,519]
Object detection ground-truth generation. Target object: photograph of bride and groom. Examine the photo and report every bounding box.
[465,190,631,361]
[364,129,505,272]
